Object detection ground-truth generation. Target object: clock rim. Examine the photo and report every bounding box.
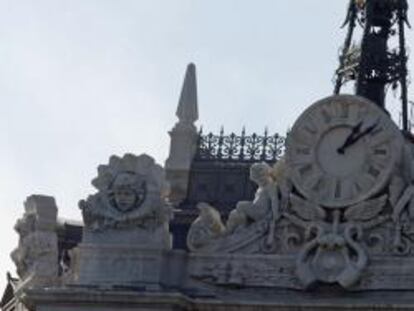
[286,94,403,208]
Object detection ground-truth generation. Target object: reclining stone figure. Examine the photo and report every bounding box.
[187,160,288,252]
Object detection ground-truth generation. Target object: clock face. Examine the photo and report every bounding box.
[286,95,403,208]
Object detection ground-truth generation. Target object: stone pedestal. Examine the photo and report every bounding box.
[165,123,198,204]
[72,244,169,288]
[81,226,172,248]
[72,225,172,288]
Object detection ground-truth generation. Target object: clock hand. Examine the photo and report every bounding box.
[350,120,379,142]
[337,121,363,154]
[338,120,380,154]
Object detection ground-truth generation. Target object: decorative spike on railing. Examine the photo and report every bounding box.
[239,127,246,160]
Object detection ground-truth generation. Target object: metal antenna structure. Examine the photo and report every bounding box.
[334,0,410,131]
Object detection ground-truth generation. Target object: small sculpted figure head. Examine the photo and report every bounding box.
[272,157,286,182]
[250,163,272,187]
[196,202,225,234]
[110,173,139,212]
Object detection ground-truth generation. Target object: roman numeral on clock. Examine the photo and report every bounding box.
[338,103,349,118]
[374,148,387,155]
[321,109,332,123]
[367,165,381,178]
[298,164,313,176]
[296,147,311,155]
[334,180,342,198]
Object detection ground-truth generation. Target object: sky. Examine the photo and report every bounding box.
[1,0,414,292]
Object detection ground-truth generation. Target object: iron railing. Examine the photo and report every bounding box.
[195,128,285,162]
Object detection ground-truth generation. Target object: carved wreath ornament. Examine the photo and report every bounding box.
[79,154,170,231]
[288,193,387,288]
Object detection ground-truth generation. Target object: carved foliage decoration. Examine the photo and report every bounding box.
[10,195,59,283]
[292,195,389,289]
[79,153,171,231]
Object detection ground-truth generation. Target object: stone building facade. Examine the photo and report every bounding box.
[4,1,414,310]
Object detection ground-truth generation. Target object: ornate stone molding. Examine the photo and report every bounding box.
[69,153,172,287]
[186,133,414,290]
[79,153,171,232]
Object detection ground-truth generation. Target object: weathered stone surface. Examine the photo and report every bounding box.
[184,96,414,292]
[79,153,171,236]
[10,195,59,291]
[71,244,169,287]
[20,286,414,311]
[11,93,414,310]
[67,153,172,287]
[165,63,199,204]
[187,160,289,253]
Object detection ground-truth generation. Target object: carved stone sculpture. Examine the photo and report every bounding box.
[290,194,386,288]
[11,214,36,278]
[10,195,58,289]
[79,153,171,233]
[227,162,277,233]
[187,202,226,252]
[391,141,414,254]
[72,153,172,287]
[187,160,287,253]
[187,96,414,292]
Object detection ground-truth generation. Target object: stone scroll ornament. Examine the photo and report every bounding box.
[391,142,414,255]
[289,194,387,288]
[79,154,171,231]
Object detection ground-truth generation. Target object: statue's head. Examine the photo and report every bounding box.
[81,154,169,232]
[250,163,272,187]
[196,202,225,234]
[272,157,286,181]
[111,173,136,211]
[109,172,146,212]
